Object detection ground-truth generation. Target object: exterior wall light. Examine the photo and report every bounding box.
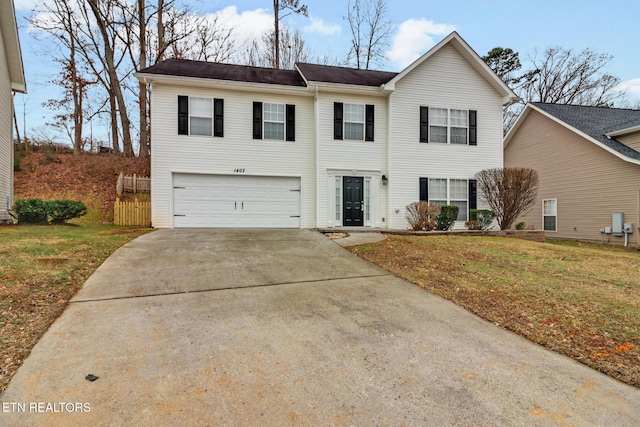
[382,175,388,185]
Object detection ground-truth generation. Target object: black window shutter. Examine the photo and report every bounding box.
[253,102,262,139]
[334,102,343,140]
[286,104,295,141]
[178,96,188,135]
[469,179,477,210]
[419,106,429,143]
[365,104,374,141]
[214,98,224,137]
[419,177,428,202]
[469,110,477,146]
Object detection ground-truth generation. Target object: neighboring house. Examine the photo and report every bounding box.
[135,32,517,229]
[504,102,640,245]
[0,0,26,223]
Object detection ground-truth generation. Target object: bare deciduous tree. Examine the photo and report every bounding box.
[475,167,539,230]
[30,0,92,155]
[523,47,623,106]
[345,0,391,70]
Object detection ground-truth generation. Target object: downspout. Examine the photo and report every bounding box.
[314,84,320,229]
[387,92,393,229]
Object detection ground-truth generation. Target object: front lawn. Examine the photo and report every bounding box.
[351,235,640,388]
[0,222,151,392]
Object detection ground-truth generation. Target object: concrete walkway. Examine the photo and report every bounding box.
[1,229,639,426]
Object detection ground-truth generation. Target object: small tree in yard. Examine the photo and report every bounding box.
[475,168,538,230]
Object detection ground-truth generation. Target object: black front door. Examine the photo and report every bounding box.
[343,176,364,226]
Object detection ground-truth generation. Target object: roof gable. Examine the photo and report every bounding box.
[0,0,26,93]
[505,103,640,164]
[383,31,517,105]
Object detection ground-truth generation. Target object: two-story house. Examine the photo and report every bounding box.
[135,32,517,229]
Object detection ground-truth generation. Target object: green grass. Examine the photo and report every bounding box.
[0,221,151,392]
[352,235,640,388]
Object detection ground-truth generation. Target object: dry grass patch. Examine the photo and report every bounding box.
[351,235,640,387]
[0,222,151,392]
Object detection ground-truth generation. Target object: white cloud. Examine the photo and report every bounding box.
[387,18,456,68]
[615,78,640,97]
[208,6,272,45]
[305,17,341,36]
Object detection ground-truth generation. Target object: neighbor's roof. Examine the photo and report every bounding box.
[295,62,398,87]
[505,102,640,162]
[0,0,26,93]
[138,58,307,87]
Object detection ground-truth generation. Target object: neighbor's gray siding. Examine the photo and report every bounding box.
[505,109,640,245]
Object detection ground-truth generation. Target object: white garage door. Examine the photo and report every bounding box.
[173,174,301,228]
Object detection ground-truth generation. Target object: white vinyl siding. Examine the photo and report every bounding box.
[0,27,14,220]
[388,43,504,229]
[150,84,315,228]
[317,92,388,228]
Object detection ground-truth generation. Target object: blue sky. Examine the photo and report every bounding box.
[12,0,640,145]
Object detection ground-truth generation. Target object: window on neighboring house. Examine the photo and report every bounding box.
[177,96,223,137]
[253,102,295,141]
[334,102,374,141]
[419,107,476,145]
[419,177,477,221]
[543,199,557,231]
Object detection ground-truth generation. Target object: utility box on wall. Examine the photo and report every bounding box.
[612,212,624,236]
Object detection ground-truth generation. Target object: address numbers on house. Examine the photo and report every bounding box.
[233,168,246,173]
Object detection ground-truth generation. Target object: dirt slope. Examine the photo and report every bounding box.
[14,151,150,221]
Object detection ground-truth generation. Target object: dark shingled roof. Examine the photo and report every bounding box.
[139,58,307,87]
[296,62,398,86]
[532,102,640,161]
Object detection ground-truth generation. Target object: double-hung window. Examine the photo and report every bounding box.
[263,103,285,140]
[543,199,557,231]
[177,95,223,137]
[344,104,365,140]
[420,107,477,145]
[334,102,374,141]
[253,102,295,141]
[420,177,477,221]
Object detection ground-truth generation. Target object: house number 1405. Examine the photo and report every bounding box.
[233,168,245,173]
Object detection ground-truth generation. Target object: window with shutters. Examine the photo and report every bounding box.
[334,102,374,141]
[253,102,295,141]
[177,95,223,137]
[543,199,557,232]
[421,106,476,145]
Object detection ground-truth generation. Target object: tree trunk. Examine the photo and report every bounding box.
[108,91,120,154]
[88,0,134,157]
[157,0,165,62]
[273,0,279,69]
[138,0,149,157]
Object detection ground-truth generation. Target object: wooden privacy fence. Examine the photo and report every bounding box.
[117,172,151,197]
[114,198,151,227]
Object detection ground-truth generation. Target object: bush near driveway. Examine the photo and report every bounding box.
[350,235,640,388]
[0,222,151,392]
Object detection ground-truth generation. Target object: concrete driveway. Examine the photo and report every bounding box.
[1,229,639,426]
